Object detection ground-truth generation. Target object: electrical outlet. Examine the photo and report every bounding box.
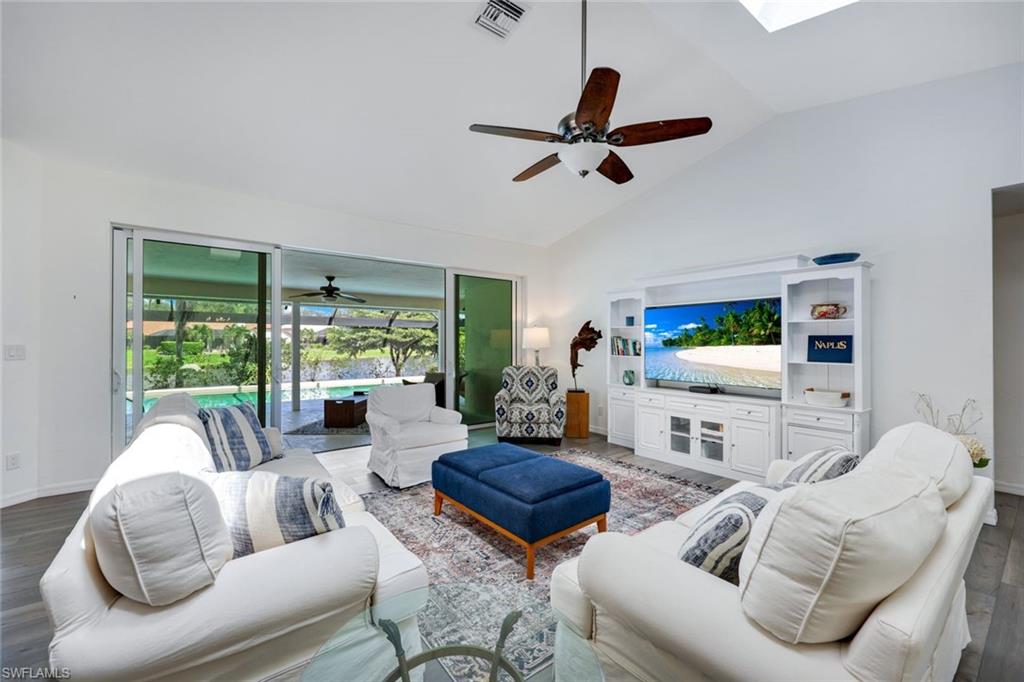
[5,453,21,471]
[597,405,605,418]
[3,345,26,361]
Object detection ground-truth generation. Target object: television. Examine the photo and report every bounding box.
[644,297,782,393]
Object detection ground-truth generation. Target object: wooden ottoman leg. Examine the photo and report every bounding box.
[434,490,443,516]
[597,515,607,533]
[526,544,536,580]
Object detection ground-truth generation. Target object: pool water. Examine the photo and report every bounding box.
[142,385,377,411]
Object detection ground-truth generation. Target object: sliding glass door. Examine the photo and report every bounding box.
[446,271,519,426]
[112,228,278,451]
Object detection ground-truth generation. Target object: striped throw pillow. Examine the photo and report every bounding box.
[679,484,793,584]
[783,445,860,484]
[199,403,275,472]
[209,471,346,558]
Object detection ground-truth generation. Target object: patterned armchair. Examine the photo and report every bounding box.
[495,366,566,445]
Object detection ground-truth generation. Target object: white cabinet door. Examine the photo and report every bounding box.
[731,421,770,475]
[608,399,635,444]
[786,425,853,460]
[636,407,665,452]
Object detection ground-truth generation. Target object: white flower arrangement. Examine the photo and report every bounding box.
[914,393,989,468]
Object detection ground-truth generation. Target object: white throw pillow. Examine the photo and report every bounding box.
[90,470,232,606]
[738,465,946,644]
[860,422,973,507]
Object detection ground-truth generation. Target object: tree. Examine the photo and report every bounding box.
[326,326,376,359]
[381,311,438,376]
[300,345,333,381]
[170,299,193,359]
[185,323,213,351]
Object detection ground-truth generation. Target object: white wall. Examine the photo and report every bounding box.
[1,143,550,505]
[542,64,1023,492]
[994,211,1024,494]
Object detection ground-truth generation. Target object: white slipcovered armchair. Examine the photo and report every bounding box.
[366,383,469,488]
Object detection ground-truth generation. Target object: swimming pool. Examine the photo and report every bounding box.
[142,385,377,411]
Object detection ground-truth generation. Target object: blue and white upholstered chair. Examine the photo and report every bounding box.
[494,366,566,445]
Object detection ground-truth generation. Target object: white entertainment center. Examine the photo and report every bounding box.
[607,256,871,483]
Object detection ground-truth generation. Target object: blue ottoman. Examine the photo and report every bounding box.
[431,443,611,579]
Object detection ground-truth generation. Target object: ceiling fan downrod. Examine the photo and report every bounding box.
[581,0,587,94]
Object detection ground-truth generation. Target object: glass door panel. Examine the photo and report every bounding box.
[139,240,270,425]
[115,231,274,451]
[699,420,727,462]
[668,414,692,455]
[453,274,514,426]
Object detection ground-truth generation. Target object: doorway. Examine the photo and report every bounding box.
[446,271,521,427]
[112,228,277,450]
[993,184,1024,493]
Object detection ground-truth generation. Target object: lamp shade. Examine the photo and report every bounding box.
[522,327,551,350]
[558,142,609,177]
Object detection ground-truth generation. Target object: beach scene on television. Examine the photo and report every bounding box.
[644,298,782,389]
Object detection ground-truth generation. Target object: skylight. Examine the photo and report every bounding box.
[739,0,859,32]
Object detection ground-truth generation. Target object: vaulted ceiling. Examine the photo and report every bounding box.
[4,2,1021,246]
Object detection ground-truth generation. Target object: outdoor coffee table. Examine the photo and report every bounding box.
[431,443,611,579]
[323,395,368,428]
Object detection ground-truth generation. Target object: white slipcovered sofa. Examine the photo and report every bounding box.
[366,383,468,488]
[40,394,428,681]
[551,422,993,682]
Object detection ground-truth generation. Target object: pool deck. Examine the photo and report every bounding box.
[281,398,372,453]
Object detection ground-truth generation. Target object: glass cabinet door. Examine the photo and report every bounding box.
[668,414,692,455]
[699,420,727,462]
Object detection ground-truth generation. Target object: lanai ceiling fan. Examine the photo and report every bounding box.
[295,275,367,304]
[470,0,712,184]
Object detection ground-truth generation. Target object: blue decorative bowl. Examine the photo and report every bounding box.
[813,252,860,266]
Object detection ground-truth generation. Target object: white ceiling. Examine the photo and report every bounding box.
[4,2,1021,246]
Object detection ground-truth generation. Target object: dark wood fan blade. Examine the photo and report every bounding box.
[575,68,620,133]
[596,151,634,184]
[297,292,324,297]
[336,292,367,304]
[513,154,561,182]
[607,117,712,147]
[469,124,563,143]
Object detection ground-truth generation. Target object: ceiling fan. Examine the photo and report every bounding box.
[469,0,712,184]
[295,275,367,304]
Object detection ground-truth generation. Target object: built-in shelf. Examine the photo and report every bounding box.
[788,318,855,324]
[789,360,856,366]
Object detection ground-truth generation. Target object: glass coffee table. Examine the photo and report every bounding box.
[301,583,604,681]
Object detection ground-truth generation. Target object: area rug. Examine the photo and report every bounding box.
[285,419,370,436]
[361,449,722,680]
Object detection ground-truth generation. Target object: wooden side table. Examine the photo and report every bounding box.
[565,390,590,438]
[324,396,368,428]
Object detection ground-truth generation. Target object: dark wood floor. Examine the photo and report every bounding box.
[2,432,1021,681]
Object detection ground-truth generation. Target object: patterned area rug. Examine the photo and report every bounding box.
[361,449,721,680]
[285,419,370,436]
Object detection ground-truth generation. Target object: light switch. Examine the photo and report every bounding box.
[3,345,26,361]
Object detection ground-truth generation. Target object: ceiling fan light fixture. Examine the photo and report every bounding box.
[558,142,609,178]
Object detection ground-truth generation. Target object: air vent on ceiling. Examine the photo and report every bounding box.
[474,0,529,41]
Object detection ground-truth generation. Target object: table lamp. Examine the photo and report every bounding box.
[522,327,550,366]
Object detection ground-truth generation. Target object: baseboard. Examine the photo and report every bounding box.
[589,426,607,436]
[995,480,1024,496]
[2,478,97,509]
[1,489,38,508]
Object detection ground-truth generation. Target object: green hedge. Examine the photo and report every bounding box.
[158,340,205,355]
